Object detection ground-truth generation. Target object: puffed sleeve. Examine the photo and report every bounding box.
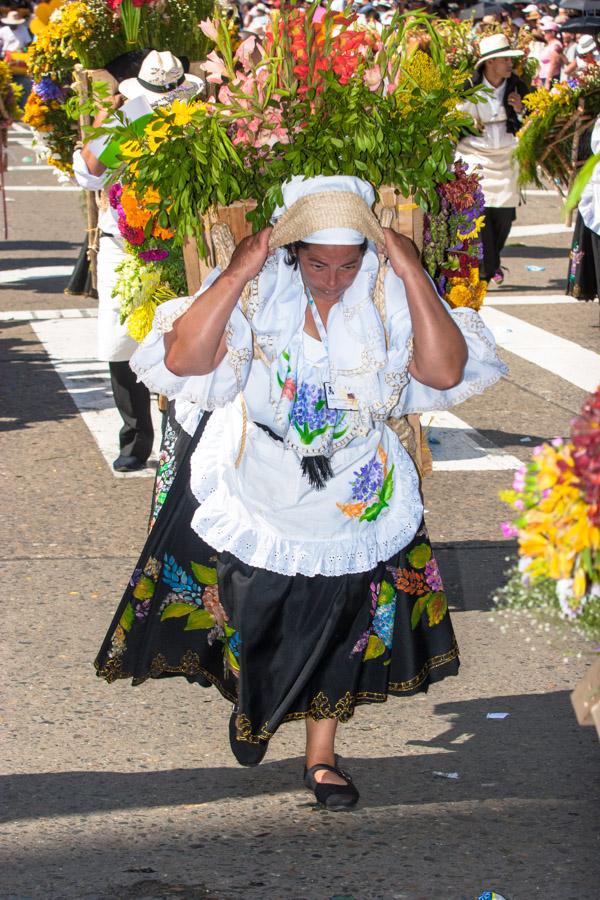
[129,267,253,408]
[72,149,109,192]
[384,272,507,416]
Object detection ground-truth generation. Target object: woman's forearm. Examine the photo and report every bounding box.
[401,264,468,390]
[164,269,247,376]
[163,227,272,376]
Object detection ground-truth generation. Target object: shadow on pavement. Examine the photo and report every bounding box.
[474,429,549,448]
[2,240,80,252]
[434,540,516,612]
[0,690,594,825]
[0,321,78,429]
[0,277,72,295]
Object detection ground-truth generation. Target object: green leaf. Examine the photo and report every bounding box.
[410,596,427,630]
[363,634,386,660]
[426,591,448,626]
[190,562,218,585]
[407,542,432,569]
[161,602,197,621]
[380,464,395,504]
[119,601,135,633]
[133,574,155,600]
[224,643,240,673]
[378,579,395,606]
[184,609,216,630]
[359,501,386,522]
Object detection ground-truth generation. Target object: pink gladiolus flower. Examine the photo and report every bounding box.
[235,35,257,65]
[501,521,518,538]
[364,64,382,92]
[199,19,218,42]
[203,51,227,84]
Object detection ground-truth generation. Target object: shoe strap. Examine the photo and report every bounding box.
[305,762,352,782]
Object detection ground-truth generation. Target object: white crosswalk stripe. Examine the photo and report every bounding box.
[29,315,162,478]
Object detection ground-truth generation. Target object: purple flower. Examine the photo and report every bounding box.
[350,455,384,502]
[424,558,444,591]
[290,382,337,432]
[108,182,123,208]
[138,248,169,262]
[33,76,68,103]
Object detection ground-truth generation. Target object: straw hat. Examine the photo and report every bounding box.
[475,33,524,68]
[0,10,26,25]
[118,50,204,103]
[269,176,384,249]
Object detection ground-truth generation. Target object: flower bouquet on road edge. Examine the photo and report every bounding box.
[497,386,600,644]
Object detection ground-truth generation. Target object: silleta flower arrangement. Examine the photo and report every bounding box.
[497,387,600,641]
[93,7,481,252]
[22,0,212,174]
[515,72,600,191]
[0,60,23,124]
[422,161,487,310]
[107,181,187,340]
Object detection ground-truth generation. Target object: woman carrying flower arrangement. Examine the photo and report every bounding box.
[94,175,507,810]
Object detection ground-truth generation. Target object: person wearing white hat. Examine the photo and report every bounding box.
[576,34,600,71]
[72,51,205,472]
[94,174,507,807]
[0,10,31,54]
[456,34,530,286]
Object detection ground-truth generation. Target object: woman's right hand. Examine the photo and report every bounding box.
[226,227,273,283]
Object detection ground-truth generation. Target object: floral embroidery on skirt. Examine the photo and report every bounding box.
[95,414,459,747]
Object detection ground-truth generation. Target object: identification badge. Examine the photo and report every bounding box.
[324,381,359,411]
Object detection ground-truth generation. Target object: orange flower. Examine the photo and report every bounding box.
[395,568,428,596]
[151,222,175,240]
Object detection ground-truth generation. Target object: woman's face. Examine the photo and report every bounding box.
[297,243,365,303]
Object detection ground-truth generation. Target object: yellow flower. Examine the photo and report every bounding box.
[121,139,143,160]
[127,300,158,343]
[145,120,171,152]
[458,215,485,241]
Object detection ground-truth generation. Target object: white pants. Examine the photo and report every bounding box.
[97,235,139,363]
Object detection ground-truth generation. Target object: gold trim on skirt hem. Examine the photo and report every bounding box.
[94,640,459,744]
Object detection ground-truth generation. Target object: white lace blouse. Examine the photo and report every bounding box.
[131,247,507,577]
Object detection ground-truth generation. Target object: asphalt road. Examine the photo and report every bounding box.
[1,124,599,900]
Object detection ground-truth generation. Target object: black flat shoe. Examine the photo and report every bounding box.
[113,454,147,472]
[304,762,359,811]
[229,706,268,767]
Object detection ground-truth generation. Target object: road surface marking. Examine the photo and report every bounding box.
[480,307,600,393]
[509,223,573,238]
[30,316,161,478]
[0,308,97,321]
[485,293,577,305]
[427,411,521,471]
[0,265,74,285]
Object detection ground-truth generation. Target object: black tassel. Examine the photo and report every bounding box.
[301,455,334,491]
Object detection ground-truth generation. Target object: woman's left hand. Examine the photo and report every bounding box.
[382,227,420,279]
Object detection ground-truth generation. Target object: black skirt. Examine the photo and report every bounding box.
[95,414,459,747]
[566,211,600,302]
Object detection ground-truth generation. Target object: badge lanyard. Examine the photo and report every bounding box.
[305,287,330,355]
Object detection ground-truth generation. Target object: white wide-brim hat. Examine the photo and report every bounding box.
[576,34,598,55]
[119,50,204,103]
[0,10,26,25]
[476,33,524,68]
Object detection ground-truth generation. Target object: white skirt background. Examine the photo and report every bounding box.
[456,137,520,209]
[96,235,138,363]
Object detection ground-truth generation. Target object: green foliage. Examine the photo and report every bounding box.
[89,8,481,253]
